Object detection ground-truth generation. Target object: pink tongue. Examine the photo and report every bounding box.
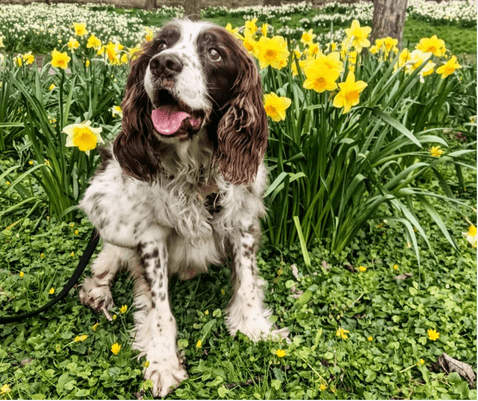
[152,107,190,135]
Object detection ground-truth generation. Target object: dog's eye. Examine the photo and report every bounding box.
[158,41,167,51]
[208,48,221,62]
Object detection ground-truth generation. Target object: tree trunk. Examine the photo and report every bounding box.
[144,0,156,11]
[184,0,202,19]
[371,0,408,47]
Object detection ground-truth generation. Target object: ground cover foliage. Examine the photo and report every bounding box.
[0,0,476,399]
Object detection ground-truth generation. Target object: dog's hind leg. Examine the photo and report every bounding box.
[79,243,133,320]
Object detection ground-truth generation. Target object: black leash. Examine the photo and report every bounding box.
[0,229,100,324]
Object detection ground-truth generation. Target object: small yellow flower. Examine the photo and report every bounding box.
[260,23,269,37]
[85,59,90,67]
[19,271,25,277]
[276,349,286,358]
[40,253,45,259]
[70,251,75,257]
[120,305,128,314]
[221,289,225,296]
[15,55,22,67]
[63,121,104,155]
[336,327,350,340]
[74,334,88,342]
[419,358,425,365]
[225,23,243,40]
[0,384,11,395]
[427,329,440,341]
[196,340,202,348]
[92,322,99,331]
[73,22,88,37]
[393,264,399,270]
[358,265,367,272]
[319,383,327,391]
[333,71,368,114]
[49,287,55,295]
[112,314,117,320]
[263,92,292,122]
[244,18,258,36]
[111,342,121,355]
[50,49,71,70]
[144,360,150,368]
[436,55,462,79]
[367,336,373,341]
[75,229,79,235]
[204,310,209,316]
[28,160,34,165]
[49,84,56,91]
[430,146,444,158]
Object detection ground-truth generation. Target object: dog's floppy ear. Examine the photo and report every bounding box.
[114,40,159,182]
[216,39,268,186]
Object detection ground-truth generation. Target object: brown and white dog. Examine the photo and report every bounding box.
[79,19,289,397]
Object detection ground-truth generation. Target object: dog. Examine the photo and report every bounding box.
[79,19,289,397]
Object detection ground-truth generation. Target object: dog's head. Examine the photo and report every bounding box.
[115,19,268,185]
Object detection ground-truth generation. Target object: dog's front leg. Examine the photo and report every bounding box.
[226,219,289,342]
[136,227,187,398]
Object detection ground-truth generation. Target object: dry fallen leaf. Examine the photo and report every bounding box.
[438,353,476,387]
[393,273,413,280]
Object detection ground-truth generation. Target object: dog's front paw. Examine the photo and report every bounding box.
[145,361,188,398]
[79,277,115,320]
[227,311,290,343]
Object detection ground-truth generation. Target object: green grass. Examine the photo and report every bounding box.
[0,191,476,399]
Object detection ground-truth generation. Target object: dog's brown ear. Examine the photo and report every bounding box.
[114,40,160,182]
[216,39,268,186]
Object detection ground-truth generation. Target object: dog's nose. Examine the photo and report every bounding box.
[150,54,183,78]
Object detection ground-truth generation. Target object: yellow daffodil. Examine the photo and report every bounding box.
[260,23,269,37]
[112,105,123,118]
[111,342,121,355]
[427,329,440,341]
[405,49,432,74]
[225,23,243,40]
[253,35,290,70]
[436,55,462,79]
[73,22,88,37]
[85,59,90,67]
[300,29,316,46]
[303,52,343,93]
[416,35,446,57]
[120,305,128,314]
[15,55,22,67]
[276,349,286,358]
[429,146,444,158]
[86,34,102,50]
[63,120,104,155]
[306,42,320,57]
[394,48,412,71]
[22,51,35,65]
[419,60,436,83]
[336,327,350,340]
[244,18,258,36]
[463,224,477,247]
[51,49,71,70]
[128,46,142,60]
[145,27,154,42]
[243,35,257,54]
[67,37,79,51]
[333,71,368,114]
[263,92,292,122]
[344,20,371,52]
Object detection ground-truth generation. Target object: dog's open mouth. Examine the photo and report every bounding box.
[151,90,204,137]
